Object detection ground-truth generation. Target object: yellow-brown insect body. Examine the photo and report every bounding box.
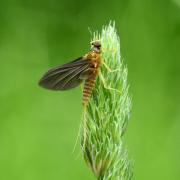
[82,51,101,106]
[38,40,102,106]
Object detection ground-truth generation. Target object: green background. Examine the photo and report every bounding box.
[0,0,180,179]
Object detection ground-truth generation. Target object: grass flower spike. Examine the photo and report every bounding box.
[81,23,133,180]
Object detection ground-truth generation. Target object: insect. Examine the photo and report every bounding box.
[38,40,120,106]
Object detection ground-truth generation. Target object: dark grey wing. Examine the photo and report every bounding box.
[40,57,86,78]
[79,68,95,80]
[38,57,91,91]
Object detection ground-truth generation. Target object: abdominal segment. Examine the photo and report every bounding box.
[82,74,97,106]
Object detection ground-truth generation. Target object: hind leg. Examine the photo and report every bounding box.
[99,71,121,93]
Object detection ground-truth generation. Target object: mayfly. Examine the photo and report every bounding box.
[38,41,120,105]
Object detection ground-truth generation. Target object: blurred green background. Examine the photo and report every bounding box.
[0,0,180,179]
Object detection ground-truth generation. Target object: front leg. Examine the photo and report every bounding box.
[102,60,120,73]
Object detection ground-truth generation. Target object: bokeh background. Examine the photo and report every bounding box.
[0,0,180,179]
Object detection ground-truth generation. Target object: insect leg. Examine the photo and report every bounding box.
[99,71,121,93]
[102,60,120,73]
[80,84,83,91]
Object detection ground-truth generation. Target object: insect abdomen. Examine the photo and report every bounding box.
[83,75,96,105]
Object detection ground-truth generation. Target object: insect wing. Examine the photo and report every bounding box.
[79,68,95,80]
[38,57,92,90]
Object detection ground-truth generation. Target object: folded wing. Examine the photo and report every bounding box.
[39,57,92,91]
